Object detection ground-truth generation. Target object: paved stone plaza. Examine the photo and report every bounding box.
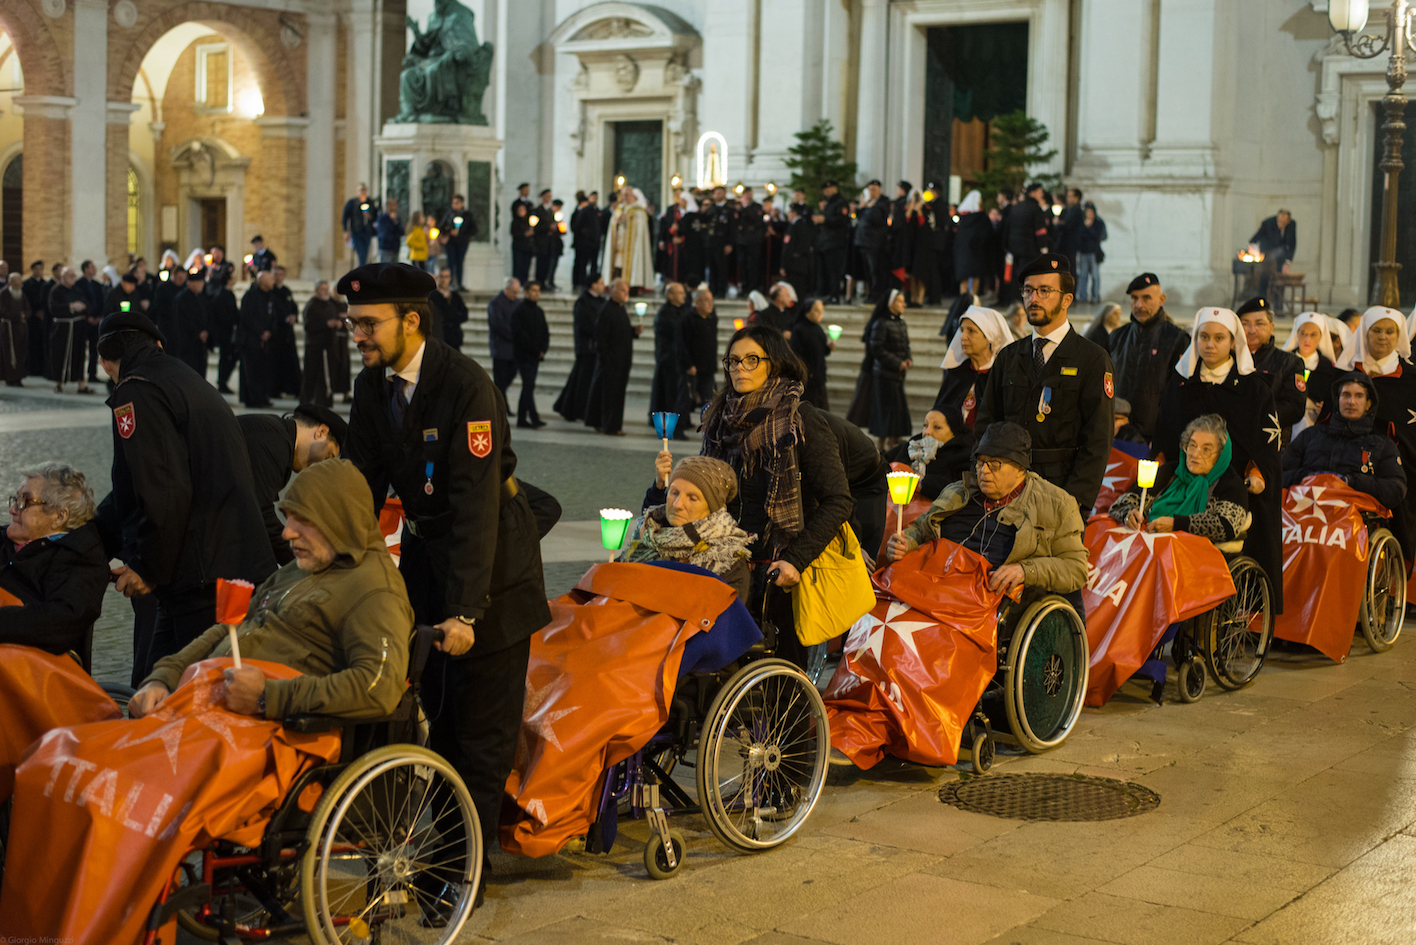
[4,382,1415,945]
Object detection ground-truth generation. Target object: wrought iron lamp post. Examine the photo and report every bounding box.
[1328,0,1416,306]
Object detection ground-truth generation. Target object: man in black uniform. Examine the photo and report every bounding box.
[855,181,889,302]
[813,179,851,303]
[1002,182,1050,302]
[978,254,1114,512]
[584,278,640,435]
[238,270,278,407]
[238,403,347,564]
[1238,296,1306,450]
[570,191,602,290]
[783,201,816,301]
[531,189,557,288]
[247,235,277,276]
[92,310,276,683]
[649,282,689,423]
[340,262,550,888]
[1105,273,1189,442]
[705,186,733,298]
[730,186,766,295]
[675,287,718,431]
[438,194,476,290]
[269,266,302,398]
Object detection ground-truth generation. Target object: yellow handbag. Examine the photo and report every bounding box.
[792,524,876,646]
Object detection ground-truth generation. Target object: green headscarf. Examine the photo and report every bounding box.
[1148,437,1233,519]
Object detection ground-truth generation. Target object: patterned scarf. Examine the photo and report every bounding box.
[623,506,755,576]
[702,376,805,557]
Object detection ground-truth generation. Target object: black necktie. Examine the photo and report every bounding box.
[390,376,409,429]
[1033,337,1048,371]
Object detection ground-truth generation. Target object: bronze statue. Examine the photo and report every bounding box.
[396,0,493,125]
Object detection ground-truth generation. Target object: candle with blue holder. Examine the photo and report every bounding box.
[652,412,678,450]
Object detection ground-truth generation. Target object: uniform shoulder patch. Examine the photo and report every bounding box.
[114,403,136,439]
[1104,372,1114,398]
[1295,372,1307,393]
[467,420,492,458]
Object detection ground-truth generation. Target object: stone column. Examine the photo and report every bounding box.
[305,12,338,280]
[853,0,888,179]
[71,0,109,266]
[256,117,310,273]
[106,102,141,267]
[345,0,381,199]
[12,98,75,264]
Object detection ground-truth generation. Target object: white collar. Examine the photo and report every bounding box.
[1031,319,1070,346]
[1199,358,1233,384]
[1368,351,1401,377]
[385,340,426,386]
[1300,351,1319,370]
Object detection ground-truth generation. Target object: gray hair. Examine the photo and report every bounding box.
[1180,414,1229,454]
[503,276,519,290]
[693,286,713,303]
[20,462,96,530]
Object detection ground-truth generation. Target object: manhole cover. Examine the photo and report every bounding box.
[939,773,1160,822]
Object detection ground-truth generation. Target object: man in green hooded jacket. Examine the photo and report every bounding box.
[129,459,413,719]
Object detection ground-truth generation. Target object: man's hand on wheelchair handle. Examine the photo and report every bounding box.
[434,618,474,655]
[128,681,170,717]
[224,665,268,715]
[113,566,153,598]
[885,533,916,562]
[988,563,1026,595]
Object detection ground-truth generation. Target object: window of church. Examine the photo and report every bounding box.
[195,43,232,113]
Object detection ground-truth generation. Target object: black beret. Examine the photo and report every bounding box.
[517,182,530,189]
[1025,181,1045,193]
[251,235,264,243]
[1236,296,1271,317]
[539,188,552,197]
[292,403,349,448]
[29,260,43,269]
[98,309,166,345]
[821,179,838,188]
[1126,272,1160,293]
[120,270,138,284]
[336,262,436,305]
[1016,253,1072,281]
[898,180,913,192]
[974,421,1032,471]
[867,179,882,187]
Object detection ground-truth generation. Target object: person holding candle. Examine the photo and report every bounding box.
[1153,307,1284,613]
[1282,312,1342,433]
[1109,414,1250,542]
[628,455,754,599]
[884,405,975,502]
[790,298,833,410]
[585,278,641,435]
[1282,372,1407,514]
[933,304,1013,431]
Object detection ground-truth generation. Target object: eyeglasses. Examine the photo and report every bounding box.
[7,494,47,512]
[974,459,1008,474]
[343,315,400,336]
[1184,442,1220,457]
[1020,286,1060,301]
[723,354,770,372]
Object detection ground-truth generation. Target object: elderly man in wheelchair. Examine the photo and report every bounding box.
[0,459,483,945]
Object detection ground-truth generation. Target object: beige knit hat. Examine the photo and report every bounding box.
[669,456,738,513]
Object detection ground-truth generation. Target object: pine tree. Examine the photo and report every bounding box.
[975,111,1060,196]
[784,120,859,205]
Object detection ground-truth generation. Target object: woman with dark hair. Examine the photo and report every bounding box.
[883,404,975,502]
[686,324,853,666]
[861,290,913,450]
[789,297,833,409]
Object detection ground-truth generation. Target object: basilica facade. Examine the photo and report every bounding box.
[0,0,1404,307]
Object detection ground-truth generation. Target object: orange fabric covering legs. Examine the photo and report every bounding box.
[501,563,738,857]
[824,540,1003,768]
[1082,519,1236,706]
[1273,476,1391,662]
[0,657,340,945]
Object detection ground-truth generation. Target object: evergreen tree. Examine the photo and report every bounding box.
[976,111,1060,196]
[784,120,859,205]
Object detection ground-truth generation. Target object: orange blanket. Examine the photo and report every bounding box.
[0,655,340,945]
[824,540,1004,768]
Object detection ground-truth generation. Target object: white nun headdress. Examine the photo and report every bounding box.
[1176,307,1255,378]
[941,306,1015,371]
[1338,305,1411,369]
[1282,312,1337,366]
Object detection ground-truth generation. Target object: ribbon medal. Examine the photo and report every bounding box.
[1037,387,1053,424]
[423,429,438,494]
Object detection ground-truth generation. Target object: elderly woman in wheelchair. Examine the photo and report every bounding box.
[1108,414,1249,544]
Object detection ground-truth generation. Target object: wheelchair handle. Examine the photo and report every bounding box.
[767,567,781,584]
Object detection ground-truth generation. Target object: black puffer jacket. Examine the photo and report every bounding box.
[885,430,976,501]
[1106,311,1189,438]
[867,313,911,377]
[0,523,110,663]
[1282,371,1408,513]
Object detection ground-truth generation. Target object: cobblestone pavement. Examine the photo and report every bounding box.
[6,381,1416,945]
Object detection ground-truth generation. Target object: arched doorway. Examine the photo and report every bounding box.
[1,154,20,264]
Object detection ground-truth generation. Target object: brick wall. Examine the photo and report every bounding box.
[105,123,128,268]
[21,113,68,264]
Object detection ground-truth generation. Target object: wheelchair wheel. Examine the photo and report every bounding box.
[1361,529,1405,653]
[643,830,687,880]
[1002,596,1088,753]
[1202,556,1273,690]
[969,730,994,774]
[1177,655,1206,704]
[695,658,829,853]
[804,642,829,687]
[300,744,481,944]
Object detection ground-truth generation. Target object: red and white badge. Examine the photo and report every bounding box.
[467,420,492,458]
[1295,372,1307,393]
[114,403,136,439]
[1104,372,1114,398]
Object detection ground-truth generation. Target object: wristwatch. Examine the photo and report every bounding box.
[256,691,266,717]
[454,616,475,627]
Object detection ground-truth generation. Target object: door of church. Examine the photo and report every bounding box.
[612,120,662,210]
[200,198,226,251]
[1368,102,1416,305]
[1,156,20,265]
[923,22,1029,196]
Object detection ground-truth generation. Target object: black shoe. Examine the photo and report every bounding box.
[531,419,546,429]
[218,385,234,394]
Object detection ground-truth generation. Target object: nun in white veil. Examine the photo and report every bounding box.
[1282,312,1341,433]
[932,304,1013,429]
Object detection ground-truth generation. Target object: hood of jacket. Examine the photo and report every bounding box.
[1327,370,1380,438]
[278,459,383,567]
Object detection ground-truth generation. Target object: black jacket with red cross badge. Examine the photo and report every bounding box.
[345,336,550,655]
[94,342,276,594]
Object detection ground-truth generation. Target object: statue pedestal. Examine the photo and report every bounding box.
[374,123,503,290]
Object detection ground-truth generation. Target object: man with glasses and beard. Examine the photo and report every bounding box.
[339,262,550,909]
[977,254,1114,513]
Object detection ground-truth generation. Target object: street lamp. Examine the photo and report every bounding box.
[1328,0,1414,306]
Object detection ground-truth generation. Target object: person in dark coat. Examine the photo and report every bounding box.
[47,267,96,394]
[1075,204,1107,303]
[77,261,106,383]
[1238,296,1306,451]
[438,194,476,290]
[530,190,558,288]
[1,462,110,668]
[511,281,550,428]
[887,182,916,302]
[752,285,796,339]
[167,268,211,379]
[1105,273,1190,441]
[855,181,890,302]
[783,200,817,301]
[650,283,690,424]
[269,267,303,398]
[554,276,605,421]
[510,202,534,284]
[570,192,603,290]
[342,183,378,267]
[21,261,51,377]
[375,198,405,264]
[1004,183,1050,275]
[1153,307,1283,614]
[237,271,278,407]
[300,280,347,407]
[657,199,686,284]
[732,187,767,297]
[933,304,1014,430]
[913,187,944,305]
[1250,210,1296,270]
[790,298,833,410]
[237,404,347,565]
[860,290,913,447]
[678,195,706,289]
[675,287,718,431]
[1283,371,1407,512]
[0,273,31,386]
[93,310,277,682]
[584,279,640,435]
[1281,312,1342,433]
[952,191,991,295]
[428,266,469,351]
[340,262,551,883]
[818,407,890,566]
[884,404,976,501]
[486,278,521,403]
[978,254,1115,512]
[813,180,852,303]
[1057,188,1084,268]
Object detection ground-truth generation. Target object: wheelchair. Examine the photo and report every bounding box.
[135,626,482,944]
[963,588,1089,773]
[1359,519,1405,653]
[582,581,830,881]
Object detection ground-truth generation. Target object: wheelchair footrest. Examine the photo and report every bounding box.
[147,881,211,930]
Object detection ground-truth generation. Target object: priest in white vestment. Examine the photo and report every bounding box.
[602,187,656,292]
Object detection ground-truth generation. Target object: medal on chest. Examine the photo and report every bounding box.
[1037,386,1053,423]
[423,429,438,494]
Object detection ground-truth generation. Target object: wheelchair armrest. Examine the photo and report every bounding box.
[283,714,344,734]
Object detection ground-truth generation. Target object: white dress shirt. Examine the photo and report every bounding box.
[1030,319,1072,365]
[386,340,427,400]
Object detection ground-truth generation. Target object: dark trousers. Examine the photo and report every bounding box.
[736,243,763,297]
[534,250,554,288]
[446,241,468,288]
[351,234,372,267]
[572,247,598,288]
[515,356,540,423]
[136,583,218,683]
[85,320,100,381]
[818,247,847,299]
[512,249,533,284]
[217,340,239,390]
[675,371,715,431]
[129,594,160,688]
[239,342,271,406]
[708,245,731,297]
[492,358,517,406]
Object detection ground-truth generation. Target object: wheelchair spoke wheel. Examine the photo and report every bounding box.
[300,744,481,945]
[695,658,829,853]
[1003,596,1088,753]
[1361,530,1406,653]
[1203,556,1273,690]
